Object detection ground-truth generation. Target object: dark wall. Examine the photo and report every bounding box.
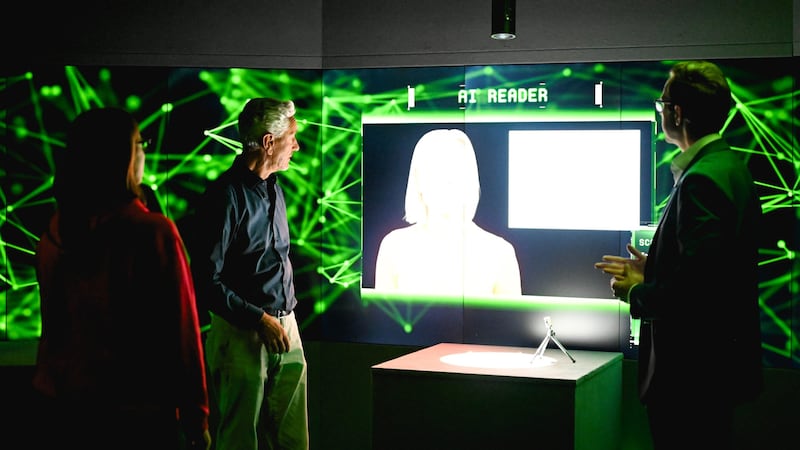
[7,0,324,68]
[322,0,797,68]
[6,1,798,68]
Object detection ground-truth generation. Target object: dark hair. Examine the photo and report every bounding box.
[54,107,141,248]
[666,60,732,137]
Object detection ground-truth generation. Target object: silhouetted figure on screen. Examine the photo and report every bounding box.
[375,128,521,296]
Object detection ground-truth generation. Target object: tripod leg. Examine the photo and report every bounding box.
[532,334,550,360]
[550,334,576,363]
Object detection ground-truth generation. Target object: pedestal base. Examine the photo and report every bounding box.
[371,342,622,450]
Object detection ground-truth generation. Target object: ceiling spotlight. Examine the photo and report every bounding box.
[491,0,516,40]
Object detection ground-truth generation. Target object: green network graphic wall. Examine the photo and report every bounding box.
[1,58,797,369]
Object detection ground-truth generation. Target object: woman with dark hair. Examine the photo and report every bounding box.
[33,107,211,449]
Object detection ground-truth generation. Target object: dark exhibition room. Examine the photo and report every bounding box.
[2,1,798,449]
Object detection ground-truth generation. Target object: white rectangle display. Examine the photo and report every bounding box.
[508,129,641,231]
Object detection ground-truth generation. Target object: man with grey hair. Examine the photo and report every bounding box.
[191,98,309,450]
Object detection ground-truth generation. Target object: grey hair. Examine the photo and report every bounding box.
[238,98,296,149]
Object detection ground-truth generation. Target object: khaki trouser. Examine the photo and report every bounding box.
[206,312,309,450]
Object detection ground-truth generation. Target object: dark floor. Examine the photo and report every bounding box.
[2,341,798,450]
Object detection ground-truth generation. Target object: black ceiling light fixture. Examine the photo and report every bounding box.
[491,0,516,40]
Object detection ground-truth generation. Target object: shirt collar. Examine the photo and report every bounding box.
[232,155,271,189]
[670,133,721,184]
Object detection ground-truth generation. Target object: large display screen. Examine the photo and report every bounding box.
[1,59,796,367]
[362,120,653,294]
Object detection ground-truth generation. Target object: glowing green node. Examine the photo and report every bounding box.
[773,76,794,91]
[205,169,220,180]
[777,240,786,249]
[126,96,143,111]
[43,85,62,97]
[202,154,213,162]
[25,72,33,80]
[593,63,606,73]
[775,109,790,121]
[314,301,327,314]
[14,124,28,140]
[481,66,495,75]
[364,94,373,103]
[11,182,23,196]
[296,238,306,246]
[278,73,290,83]
[162,103,174,113]
[198,71,211,82]
[562,67,573,77]
[99,68,111,82]
[318,216,327,224]
[351,78,362,89]
[403,323,413,334]
[6,204,14,213]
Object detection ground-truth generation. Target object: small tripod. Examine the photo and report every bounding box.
[532,316,576,363]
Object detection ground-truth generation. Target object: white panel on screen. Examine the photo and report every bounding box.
[508,129,641,231]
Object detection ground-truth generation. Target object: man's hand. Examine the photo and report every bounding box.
[256,312,291,353]
[594,243,646,300]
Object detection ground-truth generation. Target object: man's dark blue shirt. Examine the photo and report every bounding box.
[190,156,296,329]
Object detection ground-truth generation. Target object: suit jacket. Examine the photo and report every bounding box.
[628,138,763,405]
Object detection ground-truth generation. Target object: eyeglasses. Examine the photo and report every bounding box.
[654,98,672,113]
[137,138,152,151]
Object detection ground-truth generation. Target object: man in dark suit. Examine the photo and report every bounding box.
[595,60,763,450]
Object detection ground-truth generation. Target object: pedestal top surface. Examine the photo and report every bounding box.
[372,342,622,383]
